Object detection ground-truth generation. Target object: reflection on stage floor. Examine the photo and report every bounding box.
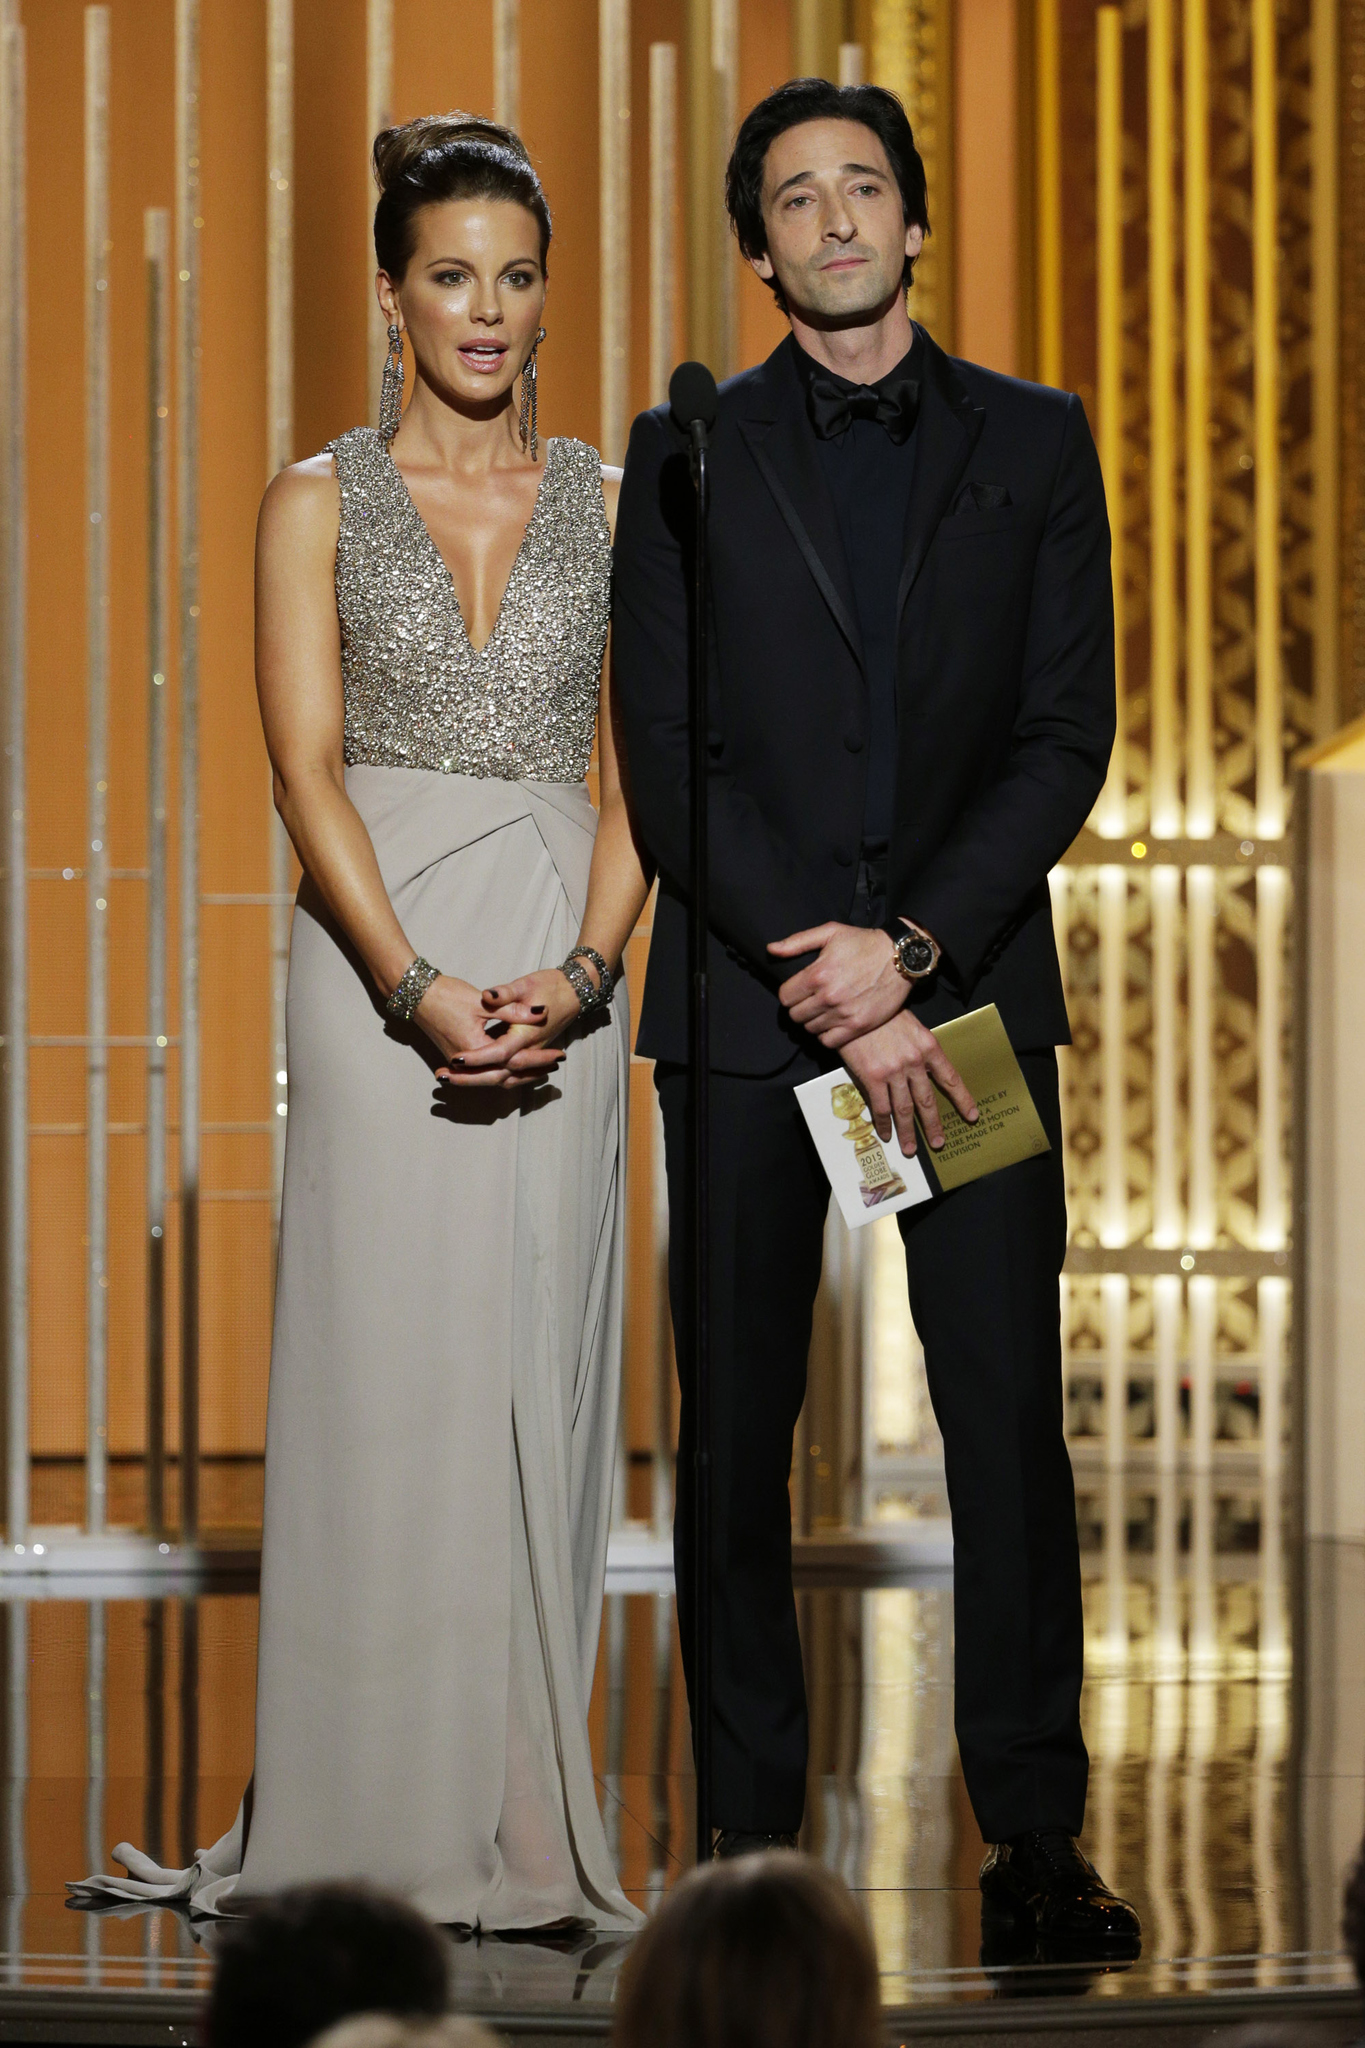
[0,1469,1360,2028]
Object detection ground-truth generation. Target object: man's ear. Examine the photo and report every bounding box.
[904,223,925,263]
[748,249,776,283]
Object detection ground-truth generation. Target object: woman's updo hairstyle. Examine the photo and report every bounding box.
[372,113,552,281]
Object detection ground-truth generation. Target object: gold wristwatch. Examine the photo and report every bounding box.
[891,921,940,984]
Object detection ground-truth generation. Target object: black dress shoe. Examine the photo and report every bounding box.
[980,1831,1141,1957]
[712,1829,799,1860]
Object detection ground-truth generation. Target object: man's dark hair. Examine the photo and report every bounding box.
[724,78,929,310]
[205,1882,450,2048]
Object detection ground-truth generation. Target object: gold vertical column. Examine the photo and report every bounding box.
[794,0,840,78]
[599,0,630,464]
[1258,1272,1287,1488]
[1147,0,1178,833]
[144,207,171,1538]
[1153,1274,1181,1472]
[1147,1469,1184,1982]
[84,4,111,1537]
[649,43,677,408]
[83,1599,105,1976]
[712,0,736,378]
[1095,7,1125,836]
[365,0,392,431]
[685,0,713,367]
[1151,864,1181,1243]
[1253,1446,1288,1971]
[838,44,866,86]
[1188,1271,1216,1472]
[1093,1473,1129,1930]
[493,0,520,131]
[1252,0,1281,836]
[1184,1465,1217,1989]
[1311,0,1339,738]
[1100,856,1129,1479]
[872,0,952,348]
[1103,1273,1128,1476]
[861,1587,918,1979]
[1256,863,1287,1249]
[0,8,26,1548]
[1034,0,1061,386]
[267,0,292,1220]
[684,0,735,376]
[1099,864,1127,1248]
[176,0,202,1544]
[1186,865,1216,1245]
[1184,0,1214,834]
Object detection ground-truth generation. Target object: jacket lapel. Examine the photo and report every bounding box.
[737,340,864,669]
[897,326,987,619]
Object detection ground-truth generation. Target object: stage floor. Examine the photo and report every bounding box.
[0,1472,1360,2040]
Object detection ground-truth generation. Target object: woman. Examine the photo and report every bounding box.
[71,114,650,1929]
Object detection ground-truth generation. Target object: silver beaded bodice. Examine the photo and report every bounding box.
[328,427,611,782]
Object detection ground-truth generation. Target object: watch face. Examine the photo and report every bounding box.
[899,935,935,975]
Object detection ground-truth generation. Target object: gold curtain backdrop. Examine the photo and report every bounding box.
[0,0,1360,1542]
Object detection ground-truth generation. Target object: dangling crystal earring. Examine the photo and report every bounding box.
[379,322,405,442]
[518,327,546,459]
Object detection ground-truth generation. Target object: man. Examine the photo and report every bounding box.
[613,76,1138,1953]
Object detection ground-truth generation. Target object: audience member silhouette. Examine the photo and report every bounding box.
[611,1853,880,2048]
[310,2020,498,2048]
[1346,1837,1365,1993]
[204,1881,449,2048]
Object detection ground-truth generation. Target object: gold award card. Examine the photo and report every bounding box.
[918,1004,1051,1191]
[793,1070,934,1230]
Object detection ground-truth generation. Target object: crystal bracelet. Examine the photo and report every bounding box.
[386,955,440,1024]
[559,956,610,1017]
[565,944,614,1003]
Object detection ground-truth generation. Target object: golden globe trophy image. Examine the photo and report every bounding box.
[830,1080,907,1209]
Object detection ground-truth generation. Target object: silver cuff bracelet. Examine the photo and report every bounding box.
[386,955,440,1024]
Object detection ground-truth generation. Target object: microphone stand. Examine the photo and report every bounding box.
[685,415,712,1867]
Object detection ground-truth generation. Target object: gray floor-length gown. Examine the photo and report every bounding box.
[70,431,642,1932]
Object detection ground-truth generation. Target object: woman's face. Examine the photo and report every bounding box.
[379,196,547,414]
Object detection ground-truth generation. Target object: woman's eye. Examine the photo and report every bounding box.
[435,269,469,286]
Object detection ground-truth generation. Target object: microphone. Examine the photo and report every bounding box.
[668,357,717,1865]
[669,361,719,452]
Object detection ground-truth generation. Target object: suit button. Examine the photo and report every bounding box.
[843,733,864,753]
[834,845,854,867]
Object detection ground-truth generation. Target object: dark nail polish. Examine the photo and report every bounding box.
[452,1056,465,1067]
[531,1005,547,1016]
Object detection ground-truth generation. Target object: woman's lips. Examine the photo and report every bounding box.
[457,343,508,373]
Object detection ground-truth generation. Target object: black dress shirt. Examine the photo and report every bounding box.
[795,338,921,847]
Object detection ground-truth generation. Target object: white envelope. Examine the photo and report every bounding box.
[793,1068,933,1230]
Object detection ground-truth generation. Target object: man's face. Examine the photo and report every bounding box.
[750,118,922,324]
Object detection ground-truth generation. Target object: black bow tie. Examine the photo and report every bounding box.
[807,371,920,444]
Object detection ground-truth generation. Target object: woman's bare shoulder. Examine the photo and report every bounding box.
[258,453,340,550]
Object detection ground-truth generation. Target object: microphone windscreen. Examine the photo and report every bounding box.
[669,360,719,432]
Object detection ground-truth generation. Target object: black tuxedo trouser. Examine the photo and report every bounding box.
[655,1045,1089,1843]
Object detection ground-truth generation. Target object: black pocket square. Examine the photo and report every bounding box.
[950,481,1013,513]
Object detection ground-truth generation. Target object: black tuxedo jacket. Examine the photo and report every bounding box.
[612,327,1115,1077]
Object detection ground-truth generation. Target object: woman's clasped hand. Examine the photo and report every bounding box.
[425,962,589,1088]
